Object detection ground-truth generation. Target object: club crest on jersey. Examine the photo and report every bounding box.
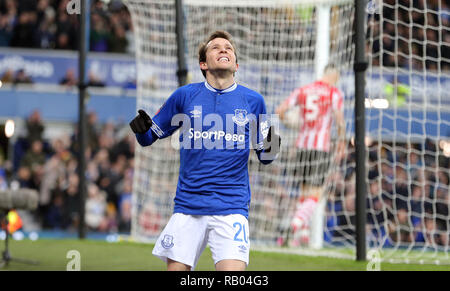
[161,234,174,249]
[232,109,249,126]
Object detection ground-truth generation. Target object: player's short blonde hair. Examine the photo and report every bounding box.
[198,30,238,78]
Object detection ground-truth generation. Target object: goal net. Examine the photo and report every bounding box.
[123,0,450,265]
[359,0,450,264]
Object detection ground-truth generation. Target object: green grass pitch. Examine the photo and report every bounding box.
[1,239,449,271]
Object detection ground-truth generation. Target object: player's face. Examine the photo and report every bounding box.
[200,37,238,76]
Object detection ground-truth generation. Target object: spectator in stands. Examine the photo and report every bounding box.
[20,139,46,171]
[39,137,71,217]
[443,33,450,71]
[100,121,116,148]
[384,76,411,108]
[125,23,135,55]
[20,139,46,190]
[36,0,54,24]
[15,166,32,188]
[87,71,106,87]
[91,0,108,19]
[393,165,409,211]
[101,202,118,232]
[59,68,78,87]
[54,10,77,50]
[110,24,127,53]
[406,144,422,179]
[138,202,162,236]
[44,190,65,229]
[90,13,111,52]
[422,216,443,245]
[10,11,36,48]
[381,24,395,67]
[366,173,390,228]
[26,110,45,144]
[97,162,119,207]
[63,172,80,230]
[108,9,127,53]
[436,183,449,222]
[110,133,135,161]
[388,208,414,244]
[55,32,71,50]
[33,0,56,47]
[0,0,17,23]
[95,148,114,198]
[13,69,33,84]
[86,111,100,152]
[85,182,108,231]
[437,169,449,187]
[0,69,14,84]
[425,28,439,71]
[34,17,56,49]
[107,154,127,206]
[0,161,8,190]
[0,14,13,46]
[123,78,137,90]
[117,177,132,232]
[409,184,423,226]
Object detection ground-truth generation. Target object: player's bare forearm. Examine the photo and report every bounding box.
[335,111,346,141]
[338,125,346,141]
[275,100,289,121]
[334,111,346,162]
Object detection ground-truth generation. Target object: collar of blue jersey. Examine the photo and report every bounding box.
[204,81,237,93]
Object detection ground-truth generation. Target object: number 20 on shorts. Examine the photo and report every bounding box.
[233,222,249,243]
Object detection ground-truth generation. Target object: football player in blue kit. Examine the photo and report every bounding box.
[129,30,281,271]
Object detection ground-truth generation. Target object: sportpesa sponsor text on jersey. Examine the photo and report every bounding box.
[135,82,278,218]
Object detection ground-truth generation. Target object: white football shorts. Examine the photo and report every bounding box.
[152,213,250,270]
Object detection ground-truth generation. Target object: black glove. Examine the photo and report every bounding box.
[263,126,281,154]
[129,109,153,134]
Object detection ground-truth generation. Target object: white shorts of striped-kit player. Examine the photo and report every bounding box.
[152,213,250,270]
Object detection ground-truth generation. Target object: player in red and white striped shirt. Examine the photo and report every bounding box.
[276,64,346,246]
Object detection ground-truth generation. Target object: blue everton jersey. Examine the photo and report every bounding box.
[136,81,277,218]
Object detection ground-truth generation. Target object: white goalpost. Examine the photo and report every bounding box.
[123,0,450,265]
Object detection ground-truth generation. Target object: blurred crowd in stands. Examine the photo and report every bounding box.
[0,68,33,85]
[0,67,109,88]
[0,0,135,88]
[1,108,448,244]
[367,0,449,71]
[326,138,450,248]
[0,0,447,71]
[0,0,448,89]
[0,109,135,233]
[0,0,134,53]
